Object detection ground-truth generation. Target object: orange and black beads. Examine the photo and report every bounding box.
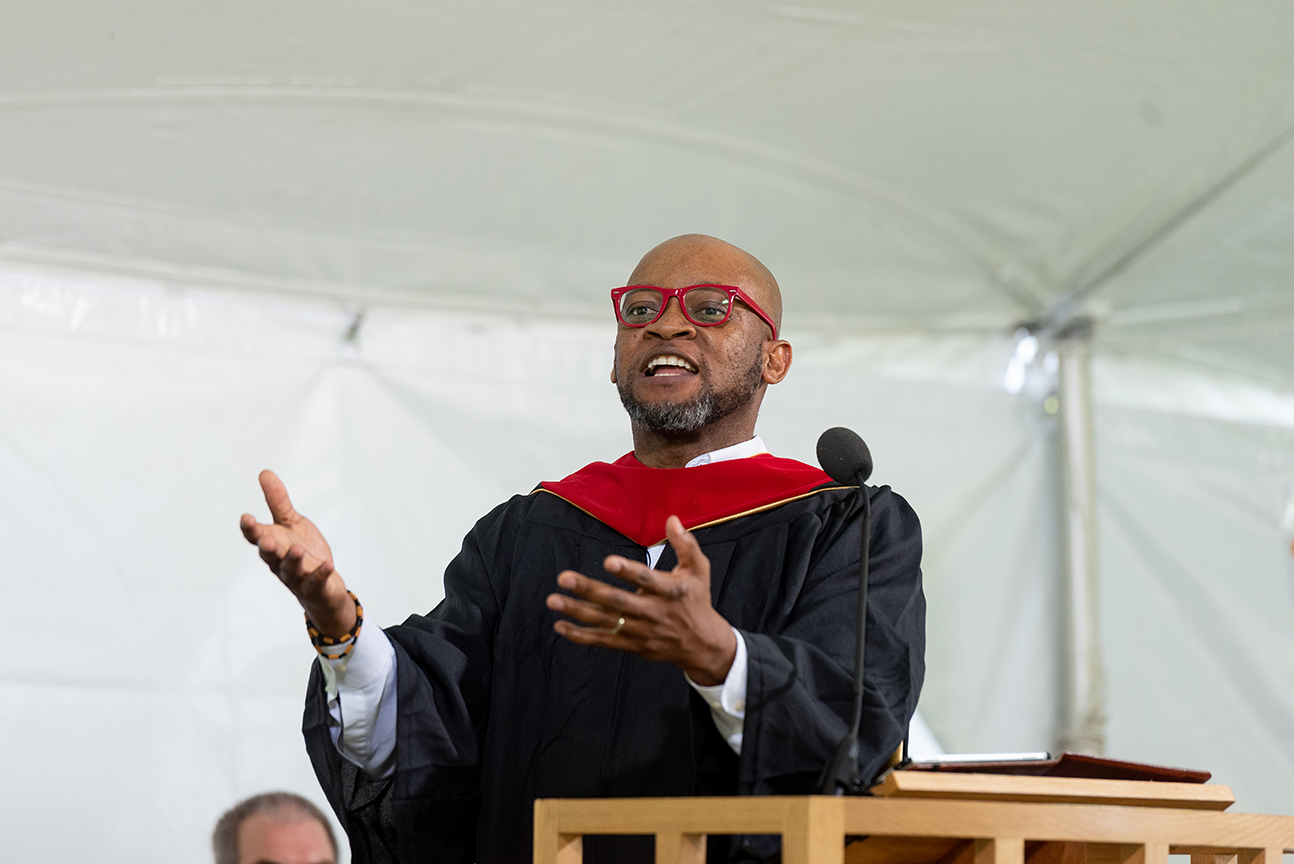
[305,591,364,659]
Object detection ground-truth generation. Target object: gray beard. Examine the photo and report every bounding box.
[618,355,765,435]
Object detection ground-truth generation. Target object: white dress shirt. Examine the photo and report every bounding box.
[320,435,769,777]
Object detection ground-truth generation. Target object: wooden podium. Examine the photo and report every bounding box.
[533,773,1294,864]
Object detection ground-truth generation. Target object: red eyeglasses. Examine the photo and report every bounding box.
[610,284,778,340]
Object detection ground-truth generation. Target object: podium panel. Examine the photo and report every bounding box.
[534,779,1294,864]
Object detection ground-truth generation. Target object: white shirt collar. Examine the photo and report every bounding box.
[683,435,769,468]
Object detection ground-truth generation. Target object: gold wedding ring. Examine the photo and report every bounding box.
[608,616,626,635]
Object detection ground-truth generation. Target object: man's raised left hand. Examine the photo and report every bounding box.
[545,515,738,686]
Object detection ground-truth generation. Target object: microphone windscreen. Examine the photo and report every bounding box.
[816,427,873,485]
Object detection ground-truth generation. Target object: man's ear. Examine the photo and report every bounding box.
[762,340,792,385]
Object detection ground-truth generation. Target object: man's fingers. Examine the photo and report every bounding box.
[601,555,657,589]
[241,514,281,547]
[257,528,288,557]
[240,513,262,544]
[259,469,298,525]
[277,544,328,591]
[253,529,284,567]
[553,570,653,616]
[553,619,623,647]
[300,559,335,592]
[274,544,303,585]
[665,515,709,575]
[602,555,687,599]
[545,592,627,630]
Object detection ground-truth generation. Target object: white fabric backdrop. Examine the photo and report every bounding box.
[1098,405,1294,812]
[3,265,1294,862]
[4,3,1294,861]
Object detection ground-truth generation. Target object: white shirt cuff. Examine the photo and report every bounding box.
[320,623,398,778]
[685,627,747,754]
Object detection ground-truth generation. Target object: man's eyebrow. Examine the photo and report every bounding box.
[249,860,336,864]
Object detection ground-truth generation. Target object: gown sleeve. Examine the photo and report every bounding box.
[320,625,398,778]
[302,498,518,864]
[737,484,926,794]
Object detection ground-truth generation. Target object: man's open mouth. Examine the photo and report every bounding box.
[644,355,699,377]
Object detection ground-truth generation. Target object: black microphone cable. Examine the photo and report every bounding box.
[815,427,873,795]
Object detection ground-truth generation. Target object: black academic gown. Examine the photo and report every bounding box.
[303,482,925,864]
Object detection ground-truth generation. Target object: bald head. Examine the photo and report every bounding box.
[627,234,782,338]
[612,234,793,465]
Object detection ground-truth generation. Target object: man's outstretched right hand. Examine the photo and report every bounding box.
[240,469,356,637]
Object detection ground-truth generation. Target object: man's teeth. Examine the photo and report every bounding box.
[647,356,698,373]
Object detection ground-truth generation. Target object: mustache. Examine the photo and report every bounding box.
[617,353,765,434]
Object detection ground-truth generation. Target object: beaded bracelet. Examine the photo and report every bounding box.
[305,591,364,660]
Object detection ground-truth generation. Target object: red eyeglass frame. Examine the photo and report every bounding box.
[610,284,778,340]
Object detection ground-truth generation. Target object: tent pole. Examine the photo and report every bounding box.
[1055,318,1107,756]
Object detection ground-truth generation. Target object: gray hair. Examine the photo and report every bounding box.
[212,791,338,864]
[617,347,766,435]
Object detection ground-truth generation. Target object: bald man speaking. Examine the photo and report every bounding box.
[241,236,925,864]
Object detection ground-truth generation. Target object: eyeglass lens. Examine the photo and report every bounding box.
[618,287,732,326]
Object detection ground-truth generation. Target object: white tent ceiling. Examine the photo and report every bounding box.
[2,0,1293,377]
[4,3,1294,861]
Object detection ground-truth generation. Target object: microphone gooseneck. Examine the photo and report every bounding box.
[815,427,873,795]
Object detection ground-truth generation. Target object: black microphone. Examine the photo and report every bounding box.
[816,427,872,487]
[815,427,874,795]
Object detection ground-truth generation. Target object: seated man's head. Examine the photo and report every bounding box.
[611,235,790,449]
[212,792,337,864]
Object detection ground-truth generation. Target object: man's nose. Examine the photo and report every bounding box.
[646,297,695,339]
